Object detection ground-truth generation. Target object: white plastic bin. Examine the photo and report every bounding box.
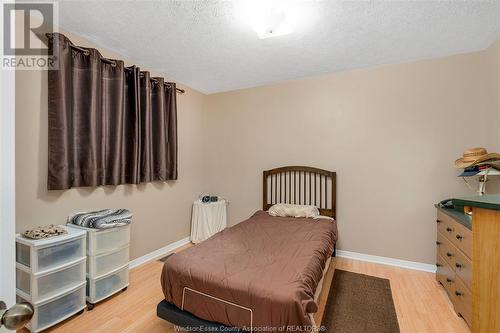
[67,224,130,255]
[16,258,86,302]
[87,265,129,304]
[87,245,129,278]
[18,283,86,333]
[16,227,86,273]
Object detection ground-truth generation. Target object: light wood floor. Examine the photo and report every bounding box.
[31,248,469,333]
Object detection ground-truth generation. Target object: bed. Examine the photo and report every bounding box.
[157,166,337,332]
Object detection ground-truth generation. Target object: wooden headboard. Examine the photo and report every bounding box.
[263,166,337,219]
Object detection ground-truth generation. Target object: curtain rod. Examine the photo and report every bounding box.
[137,73,185,94]
[71,45,185,94]
[46,33,185,94]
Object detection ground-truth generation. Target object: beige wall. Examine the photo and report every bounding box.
[492,40,500,151]
[495,41,500,191]
[15,30,208,260]
[15,24,500,265]
[204,42,500,265]
[484,40,500,192]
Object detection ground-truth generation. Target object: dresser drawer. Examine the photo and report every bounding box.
[437,232,456,268]
[453,249,472,291]
[437,210,472,258]
[452,277,472,328]
[436,254,455,298]
[437,210,457,240]
[449,220,472,259]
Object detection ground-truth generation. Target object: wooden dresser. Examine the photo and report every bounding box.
[436,206,473,327]
[436,195,500,333]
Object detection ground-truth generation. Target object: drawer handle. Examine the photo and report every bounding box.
[436,263,441,267]
[455,291,463,297]
[446,227,453,232]
[436,241,441,245]
[436,219,442,224]
[455,234,463,240]
[455,262,462,268]
[446,252,453,257]
[446,278,453,283]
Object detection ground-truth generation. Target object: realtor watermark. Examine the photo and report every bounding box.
[1,1,58,69]
[174,325,327,332]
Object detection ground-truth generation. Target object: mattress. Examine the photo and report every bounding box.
[161,210,337,332]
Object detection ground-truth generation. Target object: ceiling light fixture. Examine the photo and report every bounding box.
[251,3,292,39]
[236,0,298,39]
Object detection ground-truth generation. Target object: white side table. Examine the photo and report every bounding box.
[190,199,227,243]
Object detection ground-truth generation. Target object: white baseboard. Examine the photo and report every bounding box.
[129,236,191,269]
[129,237,436,274]
[336,249,437,273]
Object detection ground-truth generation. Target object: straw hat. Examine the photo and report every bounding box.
[454,147,500,169]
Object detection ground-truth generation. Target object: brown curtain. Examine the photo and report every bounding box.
[47,33,177,190]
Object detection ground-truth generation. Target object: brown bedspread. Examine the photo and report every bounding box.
[161,211,337,332]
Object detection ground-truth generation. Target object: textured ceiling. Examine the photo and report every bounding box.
[58,0,500,94]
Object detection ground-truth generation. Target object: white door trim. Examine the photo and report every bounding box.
[0,1,16,316]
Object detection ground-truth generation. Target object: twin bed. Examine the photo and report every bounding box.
[157,166,337,332]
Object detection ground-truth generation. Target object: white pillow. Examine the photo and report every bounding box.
[268,203,320,218]
[314,215,335,221]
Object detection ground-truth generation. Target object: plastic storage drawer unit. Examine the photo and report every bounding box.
[16,257,86,302]
[18,283,86,333]
[87,245,130,277]
[16,228,86,273]
[66,223,130,309]
[15,227,87,332]
[87,265,129,306]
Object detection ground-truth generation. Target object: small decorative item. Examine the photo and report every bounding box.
[22,224,67,240]
[463,206,473,215]
[454,147,500,195]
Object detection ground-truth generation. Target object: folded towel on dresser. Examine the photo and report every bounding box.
[69,209,132,229]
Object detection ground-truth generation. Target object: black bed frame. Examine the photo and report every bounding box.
[157,300,246,332]
[157,166,337,330]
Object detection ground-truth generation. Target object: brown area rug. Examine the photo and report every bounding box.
[321,270,400,333]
